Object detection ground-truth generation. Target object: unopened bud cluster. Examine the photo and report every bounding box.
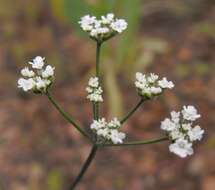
[79,13,127,42]
[18,56,54,93]
[161,105,204,157]
[90,118,126,144]
[135,72,174,99]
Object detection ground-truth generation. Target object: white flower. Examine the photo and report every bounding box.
[161,106,204,158]
[161,118,177,131]
[42,65,55,78]
[35,77,47,89]
[88,77,99,88]
[79,13,127,41]
[87,93,103,102]
[101,13,114,24]
[169,139,193,158]
[94,20,101,28]
[90,117,126,144]
[86,77,103,103]
[188,125,204,141]
[170,111,180,123]
[136,72,146,82]
[111,19,128,33]
[158,77,174,89]
[135,73,147,90]
[97,128,109,137]
[110,130,126,144]
[97,27,110,34]
[90,118,107,131]
[182,105,201,121]
[147,73,159,83]
[135,72,174,98]
[18,56,54,93]
[21,67,35,77]
[150,87,162,94]
[18,78,35,92]
[90,29,99,37]
[86,87,93,93]
[108,118,121,128]
[29,56,45,69]
[78,15,96,31]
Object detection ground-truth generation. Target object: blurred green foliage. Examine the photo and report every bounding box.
[193,21,215,39]
[47,169,63,190]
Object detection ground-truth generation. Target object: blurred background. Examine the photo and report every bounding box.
[0,0,215,189]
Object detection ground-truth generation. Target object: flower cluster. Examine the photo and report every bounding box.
[86,77,103,102]
[161,105,204,158]
[79,13,128,41]
[18,56,54,93]
[135,72,174,99]
[90,118,126,144]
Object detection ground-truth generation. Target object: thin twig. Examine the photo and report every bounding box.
[120,98,145,124]
[46,91,91,141]
[94,42,102,120]
[103,137,168,147]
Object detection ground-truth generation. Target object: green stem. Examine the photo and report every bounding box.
[120,98,144,124]
[46,91,91,141]
[69,145,98,190]
[103,137,168,147]
[92,103,97,120]
[94,41,102,120]
[96,41,101,77]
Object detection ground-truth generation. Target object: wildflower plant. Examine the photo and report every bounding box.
[17,13,204,189]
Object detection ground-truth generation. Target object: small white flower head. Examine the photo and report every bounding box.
[135,72,174,99]
[110,130,126,144]
[108,117,121,129]
[170,111,180,123]
[90,117,126,144]
[90,118,107,131]
[160,106,204,158]
[18,78,35,92]
[29,56,45,69]
[169,139,194,158]
[42,65,55,78]
[79,13,127,42]
[101,13,114,24]
[17,56,55,93]
[182,105,201,121]
[78,15,96,31]
[88,77,99,88]
[110,19,128,33]
[161,118,177,131]
[188,125,204,141]
[158,77,175,89]
[21,67,35,77]
[86,77,103,103]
